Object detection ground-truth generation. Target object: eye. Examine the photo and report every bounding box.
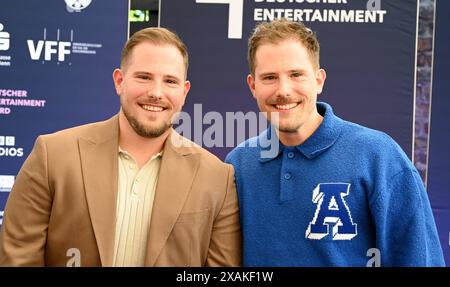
[291,72,302,78]
[136,74,150,80]
[263,75,277,81]
[165,78,179,85]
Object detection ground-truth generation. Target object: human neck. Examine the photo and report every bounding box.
[118,112,168,169]
[277,112,323,147]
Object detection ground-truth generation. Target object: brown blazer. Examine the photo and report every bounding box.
[0,115,241,266]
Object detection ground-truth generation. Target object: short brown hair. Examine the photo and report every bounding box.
[248,19,320,75]
[121,27,189,76]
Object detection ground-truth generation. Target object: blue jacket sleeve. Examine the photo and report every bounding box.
[371,167,445,266]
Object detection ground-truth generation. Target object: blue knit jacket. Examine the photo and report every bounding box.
[226,102,445,267]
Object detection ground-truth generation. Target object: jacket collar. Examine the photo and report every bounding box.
[78,115,120,266]
[144,130,201,266]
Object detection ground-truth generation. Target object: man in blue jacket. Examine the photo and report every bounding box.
[225,19,445,267]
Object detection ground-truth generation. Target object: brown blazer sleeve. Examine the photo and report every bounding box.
[0,136,52,266]
[205,165,242,266]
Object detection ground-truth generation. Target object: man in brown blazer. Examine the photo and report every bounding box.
[0,27,241,267]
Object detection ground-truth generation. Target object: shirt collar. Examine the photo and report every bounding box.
[259,102,343,162]
[118,147,163,161]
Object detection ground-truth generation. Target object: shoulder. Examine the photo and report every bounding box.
[339,120,414,173]
[39,116,117,145]
[340,120,403,153]
[225,135,261,165]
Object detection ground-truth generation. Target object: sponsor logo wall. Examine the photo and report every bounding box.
[160,0,449,264]
[0,0,448,265]
[0,0,128,226]
[160,0,418,160]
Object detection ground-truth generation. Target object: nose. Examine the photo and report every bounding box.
[276,76,292,98]
[147,80,164,100]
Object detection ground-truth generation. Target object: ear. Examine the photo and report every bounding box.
[112,68,124,96]
[316,68,326,95]
[180,80,191,106]
[247,74,257,99]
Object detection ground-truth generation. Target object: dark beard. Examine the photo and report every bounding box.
[123,108,171,138]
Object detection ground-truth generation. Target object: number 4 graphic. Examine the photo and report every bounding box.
[196,0,244,39]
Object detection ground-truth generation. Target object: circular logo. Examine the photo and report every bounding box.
[64,0,92,11]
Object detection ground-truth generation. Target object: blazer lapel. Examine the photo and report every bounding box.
[145,131,200,266]
[78,115,119,267]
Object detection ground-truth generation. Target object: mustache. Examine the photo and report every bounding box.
[139,98,171,109]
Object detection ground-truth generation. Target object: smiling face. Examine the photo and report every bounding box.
[247,39,326,141]
[113,41,190,138]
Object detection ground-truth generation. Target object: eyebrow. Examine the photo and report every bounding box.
[133,71,182,82]
[286,69,307,74]
[164,74,182,82]
[258,69,306,78]
[133,71,151,77]
[258,72,276,78]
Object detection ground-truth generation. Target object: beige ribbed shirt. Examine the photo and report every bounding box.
[112,148,162,267]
